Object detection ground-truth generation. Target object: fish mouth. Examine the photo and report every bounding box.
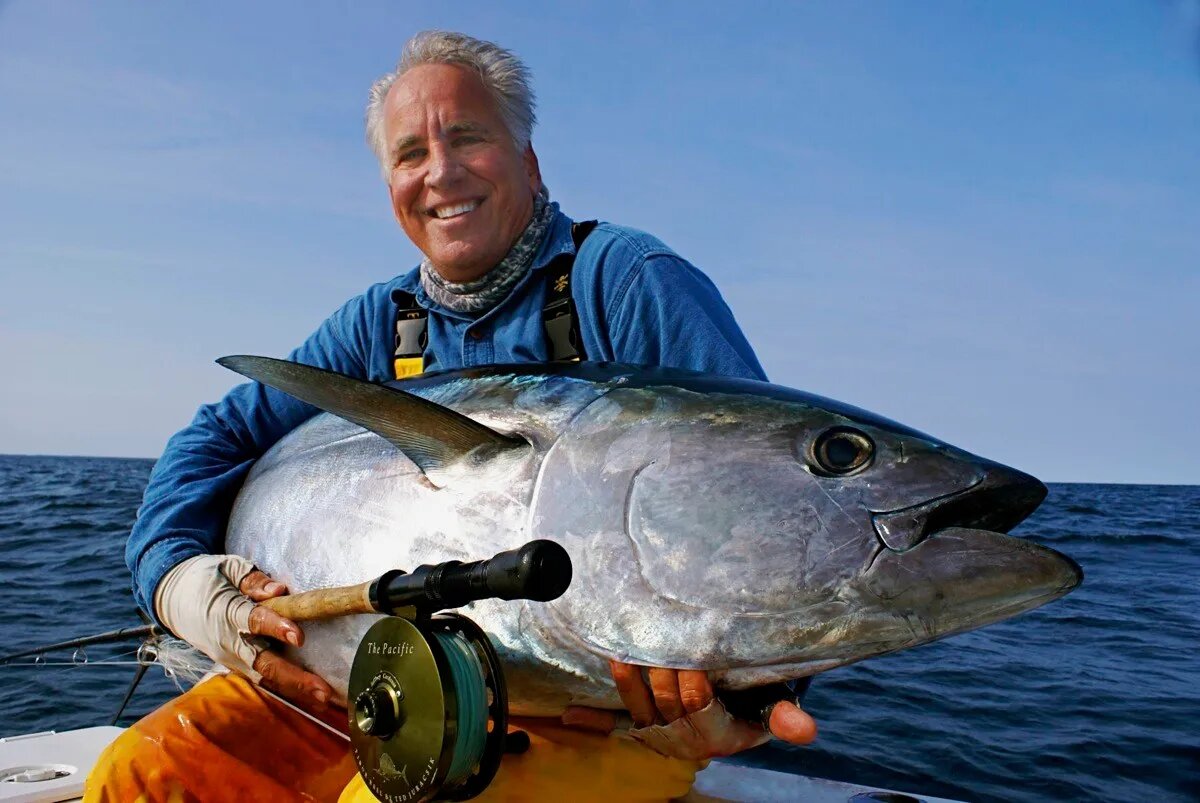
[870,462,1047,552]
[863,526,1083,638]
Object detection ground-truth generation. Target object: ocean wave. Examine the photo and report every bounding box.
[1041,530,1194,548]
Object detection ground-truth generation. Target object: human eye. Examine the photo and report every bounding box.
[395,147,426,166]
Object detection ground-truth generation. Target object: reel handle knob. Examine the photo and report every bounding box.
[468,539,574,603]
[375,540,574,614]
[354,679,403,739]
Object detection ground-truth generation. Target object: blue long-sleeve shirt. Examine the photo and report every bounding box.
[126,207,767,619]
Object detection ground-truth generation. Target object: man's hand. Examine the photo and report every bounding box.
[561,660,817,760]
[240,567,341,710]
[154,554,337,712]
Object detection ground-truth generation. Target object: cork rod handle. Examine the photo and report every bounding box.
[259,582,376,622]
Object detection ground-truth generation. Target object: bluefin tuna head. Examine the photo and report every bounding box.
[531,372,1082,688]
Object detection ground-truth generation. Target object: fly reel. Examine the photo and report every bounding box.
[326,540,571,802]
[349,614,509,802]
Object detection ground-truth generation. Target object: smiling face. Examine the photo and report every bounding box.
[382,63,542,282]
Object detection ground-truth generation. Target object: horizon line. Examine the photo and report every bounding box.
[0,451,1193,488]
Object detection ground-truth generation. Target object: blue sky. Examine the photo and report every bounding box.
[0,1,1196,484]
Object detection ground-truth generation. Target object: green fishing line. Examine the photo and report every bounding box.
[435,631,489,784]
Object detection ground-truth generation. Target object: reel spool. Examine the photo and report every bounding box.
[348,614,508,803]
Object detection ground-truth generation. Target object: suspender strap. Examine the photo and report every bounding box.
[391,289,428,379]
[391,219,599,378]
[542,220,598,362]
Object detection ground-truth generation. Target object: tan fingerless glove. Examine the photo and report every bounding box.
[153,554,265,682]
[624,699,770,759]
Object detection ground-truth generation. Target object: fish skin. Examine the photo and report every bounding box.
[224,362,1081,716]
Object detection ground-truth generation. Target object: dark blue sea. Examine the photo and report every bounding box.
[0,454,1196,802]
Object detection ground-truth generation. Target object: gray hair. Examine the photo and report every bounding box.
[365,31,537,178]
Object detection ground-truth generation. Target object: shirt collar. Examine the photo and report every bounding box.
[392,204,576,304]
[529,203,576,272]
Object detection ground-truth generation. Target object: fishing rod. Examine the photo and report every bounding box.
[1,621,165,726]
[259,538,572,621]
[0,623,160,666]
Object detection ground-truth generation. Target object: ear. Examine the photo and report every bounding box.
[524,144,542,193]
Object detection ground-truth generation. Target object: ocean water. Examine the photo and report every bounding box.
[0,454,1196,802]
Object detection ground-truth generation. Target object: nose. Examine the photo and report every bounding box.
[425,141,464,189]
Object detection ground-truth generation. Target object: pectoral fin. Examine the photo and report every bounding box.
[218,355,525,474]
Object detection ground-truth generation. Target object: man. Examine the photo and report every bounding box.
[127,30,816,757]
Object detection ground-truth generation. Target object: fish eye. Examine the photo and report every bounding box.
[810,427,874,475]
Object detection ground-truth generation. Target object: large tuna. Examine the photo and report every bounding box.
[221,357,1081,715]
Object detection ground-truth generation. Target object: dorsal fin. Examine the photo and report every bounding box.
[218,355,525,474]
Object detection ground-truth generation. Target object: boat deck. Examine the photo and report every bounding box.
[0,727,963,802]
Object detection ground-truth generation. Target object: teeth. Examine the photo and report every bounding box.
[433,201,479,219]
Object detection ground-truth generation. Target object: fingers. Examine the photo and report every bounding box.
[612,662,715,726]
[647,667,685,723]
[235,566,304,653]
[610,660,659,727]
[767,701,818,745]
[606,665,819,760]
[248,602,304,648]
[254,649,334,710]
[215,554,259,593]
[238,569,288,601]
[243,590,328,711]
[677,670,714,715]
